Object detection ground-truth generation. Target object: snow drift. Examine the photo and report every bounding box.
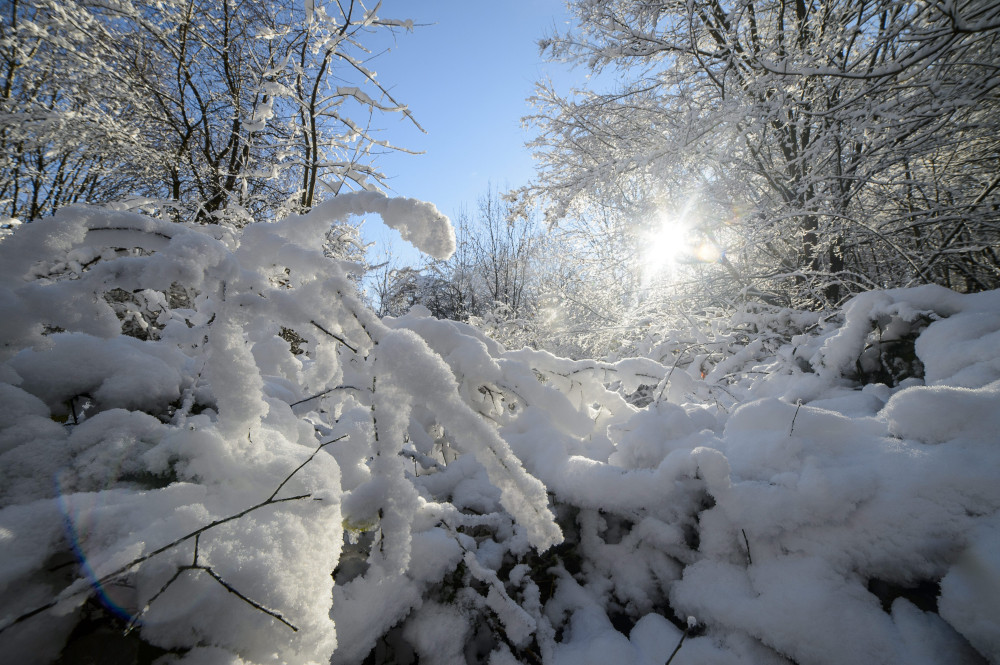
[0,204,997,664]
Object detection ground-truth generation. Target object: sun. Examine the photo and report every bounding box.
[641,212,691,278]
[639,207,724,284]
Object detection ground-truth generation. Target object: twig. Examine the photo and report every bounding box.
[742,529,752,566]
[289,386,361,407]
[789,399,803,436]
[268,435,345,502]
[203,567,298,631]
[336,290,380,348]
[399,448,442,473]
[310,320,358,353]
[126,531,299,633]
[665,628,688,665]
[654,344,703,404]
[370,373,379,446]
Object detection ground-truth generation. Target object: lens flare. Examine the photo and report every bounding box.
[56,476,135,623]
[694,241,722,263]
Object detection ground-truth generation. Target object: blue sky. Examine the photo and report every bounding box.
[358,1,581,260]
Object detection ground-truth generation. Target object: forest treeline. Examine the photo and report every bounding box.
[3,0,999,354]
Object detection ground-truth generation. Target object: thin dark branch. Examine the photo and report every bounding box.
[665,628,688,665]
[267,435,346,502]
[310,320,358,353]
[790,399,803,435]
[289,386,362,407]
[124,566,187,635]
[204,567,298,631]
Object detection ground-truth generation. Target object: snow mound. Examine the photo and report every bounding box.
[1,207,998,663]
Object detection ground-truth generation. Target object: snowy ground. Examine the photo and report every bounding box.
[0,201,998,664]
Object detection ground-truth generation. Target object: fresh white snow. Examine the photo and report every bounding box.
[0,203,997,664]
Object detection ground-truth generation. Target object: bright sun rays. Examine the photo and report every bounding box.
[640,209,722,283]
[641,213,691,277]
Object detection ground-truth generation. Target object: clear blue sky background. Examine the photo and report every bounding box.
[358,1,582,262]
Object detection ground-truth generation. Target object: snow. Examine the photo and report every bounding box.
[884,382,1000,444]
[0,205,998,664]
[938,516,1000,662]
[277,191,456,261]
[9,333,188,416]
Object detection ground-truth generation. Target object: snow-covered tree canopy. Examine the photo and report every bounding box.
[0,0,419,224]
[525,0,1000,308]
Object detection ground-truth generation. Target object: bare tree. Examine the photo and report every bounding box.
[469,184,537,318]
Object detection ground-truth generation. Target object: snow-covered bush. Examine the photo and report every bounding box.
[0,195,556,664]
[1,200,999,664]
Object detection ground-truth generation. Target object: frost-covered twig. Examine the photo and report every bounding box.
[399,448,443,473]
[440,521,541,658]
[654,344,703,404]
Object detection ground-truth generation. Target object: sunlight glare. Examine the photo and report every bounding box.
[641,213,691,279]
